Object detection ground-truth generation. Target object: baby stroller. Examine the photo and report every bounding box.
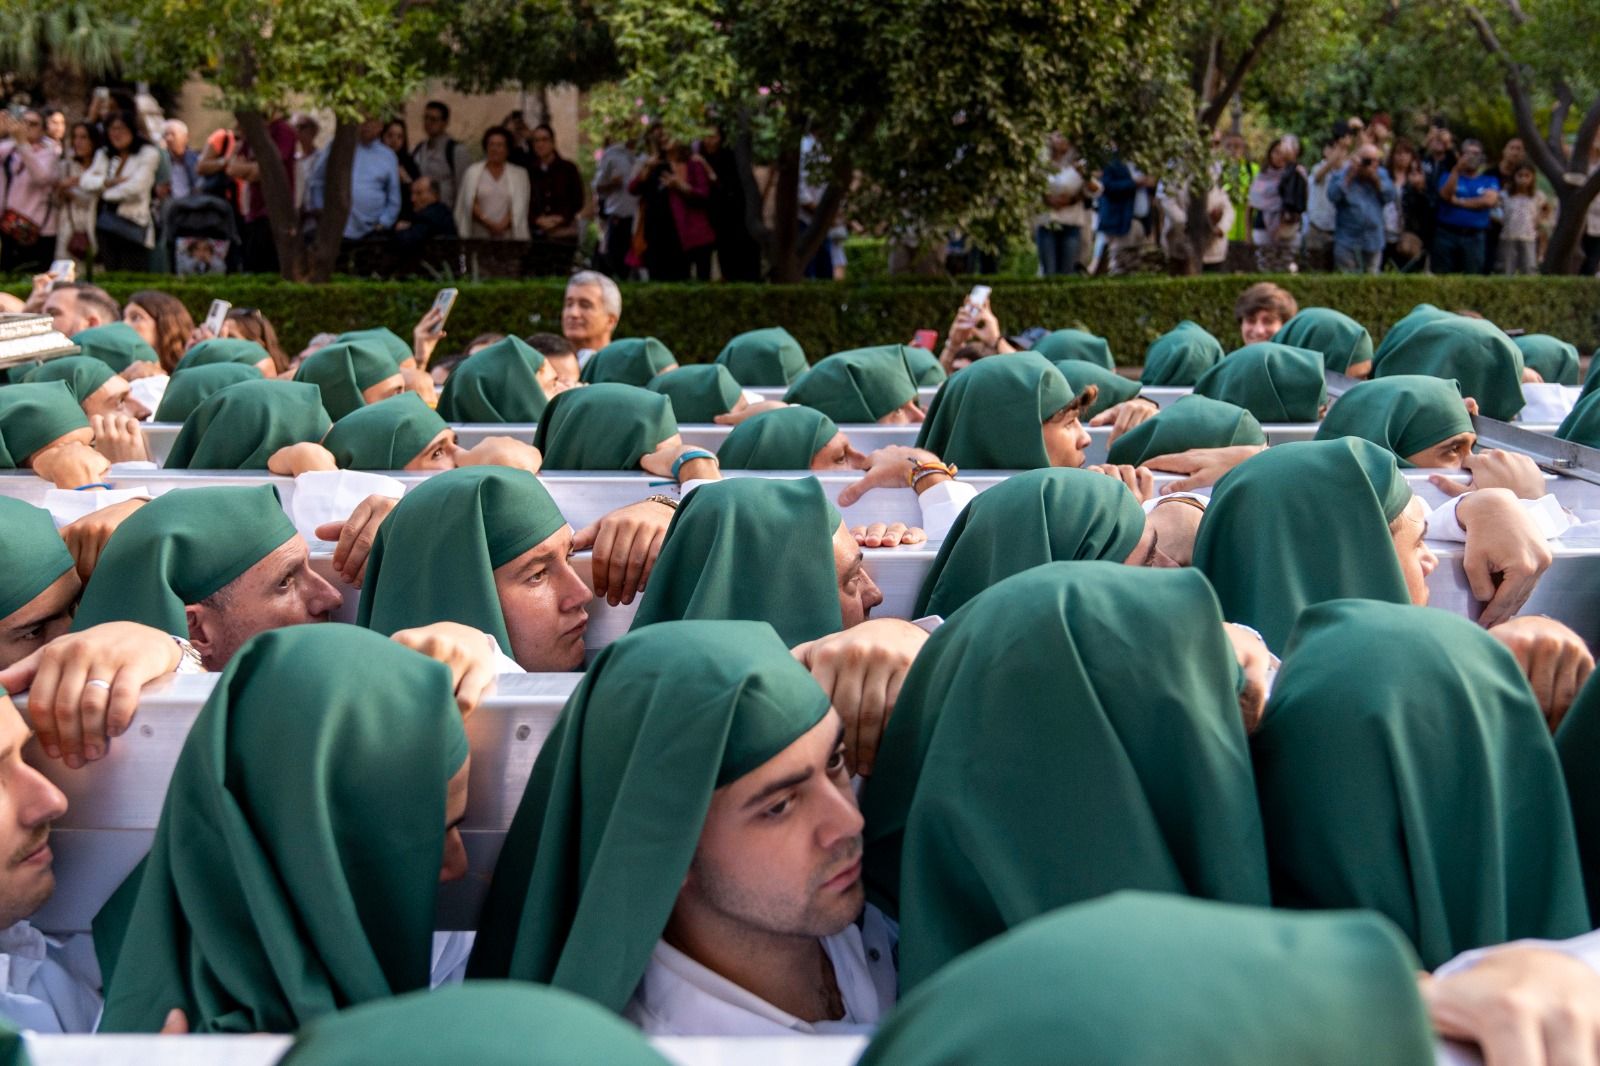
[162,194,240,275]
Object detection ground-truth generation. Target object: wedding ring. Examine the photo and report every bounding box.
[85,679,112,691]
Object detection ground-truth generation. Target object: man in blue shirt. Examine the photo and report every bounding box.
[1327,142,1395,275]
[306,117,401,242]
[1433,138,1500,274]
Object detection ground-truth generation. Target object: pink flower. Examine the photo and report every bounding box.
[757,86,771,96]
[593,149,603,161]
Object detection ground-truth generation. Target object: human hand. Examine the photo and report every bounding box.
[413,306,446,365]
[1522,366,1546,384]
[313,493,399,587]
[1489,615,1593,730]
[837,446,944,506]
[390,622,498,715]
[1086,463,1155,502]
[1457,488,1554,628]
[712,399,788,426]
[572,498,674,606]
[1430,449,1547,502]
[851,522,926,548]
[1222,623,1276,734]
[268,442,338,476]
[90,412,149,463]
[1421,946,1600,1066]
[0,621,182,767]
[59,497,146,582]
[119,360,163,382]
[30,441,109,489]
[1088,396,1157,444]
[638,437,717,482]
[160,1010,188,1035]
[790,618,930,776]
[457,436,542,474]
[1143,445,1266,493]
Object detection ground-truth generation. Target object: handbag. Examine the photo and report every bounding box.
[94,155,148,245]
[0,209,41,246]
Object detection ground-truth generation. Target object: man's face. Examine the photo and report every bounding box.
[1222,135,1245,161]
[361,374,407,406]
[44,113,65,143]
[1041,404,1091,469]
[163,126,187,155]
[185,536,344,670]
[809,432,867,471]
[1390,495,1438,606]
[411,177,436,211]
[832,522,883,628]
[532,128,555,161]
[0,698,69,928]
[562,285,618,350]
[358,119,383,144]
[1502,139,1525,167]
[404,428,467,472]
[1239,309,1283,346]
[43,290,86,336]
[423,109,446,138]
[0,568,80,670]
[1405,431,1475,470]
[672,711,864,949]
[82,374,133,418]
[492,525,591,671]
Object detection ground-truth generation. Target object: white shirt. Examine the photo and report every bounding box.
[430,931,475,988]
[1517,383,1580,423]
[624,905,898,1037]
[0,922,100,1034]
[1422,492,1575,542]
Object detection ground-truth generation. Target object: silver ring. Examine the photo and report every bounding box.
[84,679,112,691]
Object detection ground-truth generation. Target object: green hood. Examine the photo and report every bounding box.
[70,322,159,373]
[1372,312,1526,421]
[1140,320,1223,386]
[1371,303,1452,364]
[1515,334,1580,386]
[1557,389,1600,448]
[914,467,1144,617]
[532,384,677,471]
[323,392,449,470]
[1030,328,1115,369]
[0,497,74,620]
[1256,599,1590,968]
[915,353,1077,469]
[716,406,839,470]
[358,466,567,652]
[863,562,1268,990]
[1316,375,1474,466]
[153,363,263,423]
[335,326,411,366]
[165,379,331,470]
[72,485,299,637]
[857,893,1435,1066]
[95,624,467,1032]
[280,982,671,1066]
[1273,307,1374,374]
[1052,359,1140,419]
[784,346,919,423]
[294,340,401,421]
[714,326,809,386]
[902,344,948,386]
[434,336,549,423]
[1194,342,1328,422]
[1557,670,1600,923]
[173,337,270,374]
[631,476,844,646]
[1193,438,1412,653]
[646,363,743,422]
[466,621,829,1011]
[24,355,113,405]
[0,381,89,467]
[1106,394,1265,466]
[579,337,676,386]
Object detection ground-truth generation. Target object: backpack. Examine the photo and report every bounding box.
[1277,167,1309,216]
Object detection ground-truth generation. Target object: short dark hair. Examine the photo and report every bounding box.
[481,126,512,153]
[525,332,575,357]
[533,123,555,140]
[424,101,450,122]
[1234,282,1298,324]
[105,110,150,154]
[58,282,120,322]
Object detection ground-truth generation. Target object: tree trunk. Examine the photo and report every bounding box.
[731,110,771,279]
[769,145,803,283]
[1544,188,1589,274]
[308,123,359,283]
[236,111,303,281]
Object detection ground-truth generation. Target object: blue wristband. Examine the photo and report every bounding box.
[670,449,716,482]
[73,483,114,491]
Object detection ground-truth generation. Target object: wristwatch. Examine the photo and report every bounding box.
[643,494,679,511]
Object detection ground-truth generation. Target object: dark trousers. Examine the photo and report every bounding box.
[95,228,152,272]
[1035,224,1083,276]
[1580,233,1600,276]
[600,215,634,278]
[0,237,52,275]
[1432,227,1486,274]
[242,216,279,274]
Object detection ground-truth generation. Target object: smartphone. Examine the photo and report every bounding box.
[430,288,458,334]
[203,299,231,336]
[910,329,938,351]
[92,87,111,102]
[967,284,991,312]
[47,260,75,288]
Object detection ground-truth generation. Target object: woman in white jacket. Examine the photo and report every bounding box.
[454,126,530,241]
[77,111,161,272]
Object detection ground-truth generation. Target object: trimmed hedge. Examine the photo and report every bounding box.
[17,273,1600,364]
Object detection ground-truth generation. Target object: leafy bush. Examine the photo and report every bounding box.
[19,272,1598,364]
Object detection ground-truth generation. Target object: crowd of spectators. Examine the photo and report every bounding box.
[1,90,1597,282]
